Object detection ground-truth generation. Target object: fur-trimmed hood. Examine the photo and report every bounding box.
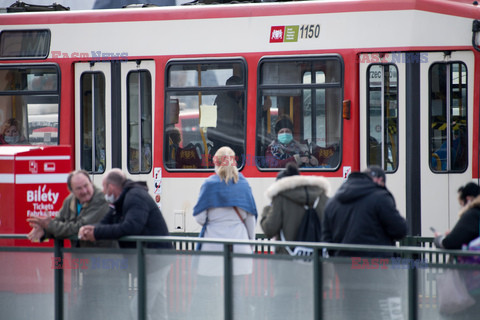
[265,175,330,202]
[459,194,480,217]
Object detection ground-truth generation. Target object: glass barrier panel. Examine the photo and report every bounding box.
[326,257,408,320]
[63,252,136,320]
[0,251,54,320]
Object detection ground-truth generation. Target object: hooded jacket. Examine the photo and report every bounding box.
[435,195,480,249]
[94,180,172,249]
[261,175,330,254]
[322,172,407,257]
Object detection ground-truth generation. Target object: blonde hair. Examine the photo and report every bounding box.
[1,118,20,136]
[213,146,238,184]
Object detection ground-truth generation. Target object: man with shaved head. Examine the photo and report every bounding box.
[79,168,172,320]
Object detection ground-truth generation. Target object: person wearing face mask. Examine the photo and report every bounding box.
[265,115,319,168]
[78,168,171,249]
[79,168,173,320]
[26,170,126,319]
[27,170,123,320]
[0,118,28,145]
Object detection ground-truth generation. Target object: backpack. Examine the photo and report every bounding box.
[280,187,322,261]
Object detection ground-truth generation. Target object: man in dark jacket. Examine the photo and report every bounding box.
[322,166,408,320]
[322,166,407,257]
[79,168,172,320]
[79,168,171,249]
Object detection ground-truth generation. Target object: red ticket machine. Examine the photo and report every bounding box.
[0,146,73,296]
[0,145,72,246]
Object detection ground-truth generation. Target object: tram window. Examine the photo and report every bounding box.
[429,62,467,172]
[0,30,50,59]
[80,72,106,173]
[366,64,398,172]
[0,66,59,146]
[127,70,152,174]
[256,57,342,169]
[164,60,246,170]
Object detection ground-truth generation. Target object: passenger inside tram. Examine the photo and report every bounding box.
[265,115,318,168]
[166,126,201,169]
[207,75,245,160]
[431,126,467,171]
[0,118,28,145]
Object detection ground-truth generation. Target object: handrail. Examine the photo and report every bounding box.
[473,19,480,53]
[2,233,479,260]
[2,234,480,320]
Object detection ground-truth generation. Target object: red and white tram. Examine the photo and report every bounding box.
[0,0,479,237]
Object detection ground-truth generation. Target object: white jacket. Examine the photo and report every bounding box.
[195,206,255,276]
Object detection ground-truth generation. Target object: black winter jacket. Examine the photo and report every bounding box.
[322,172,407,257]
[434,196,480,249]
[94,180,172,249]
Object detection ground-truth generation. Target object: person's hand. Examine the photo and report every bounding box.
[27,215,52,229]
[300,156,318,167]
[300,156,310,164]
[78,225,96,241]
[27,225,45,242]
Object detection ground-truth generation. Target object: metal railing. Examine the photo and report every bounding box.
[1,234,479,320]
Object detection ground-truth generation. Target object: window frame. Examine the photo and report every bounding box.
[256,55,344,172]
[126,69,153,175]
[0,29,51,60]
[79,71,106,174]
[428,61,468,173]
[163,58,247,171]
[366,63,399,173]
[0,63,60,145]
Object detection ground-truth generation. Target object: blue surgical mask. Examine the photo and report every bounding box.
[278,133,293,145]
[4,135,19,144]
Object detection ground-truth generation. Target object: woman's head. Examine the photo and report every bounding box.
[213,146,239,184]
[275,116,294,145]
[1,118,21,144]
[458,182,480,207]
[276,162,300,180]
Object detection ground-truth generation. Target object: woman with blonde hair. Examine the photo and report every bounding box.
[193,146,257,273]
[190,146,257,319]
[0,118,27,145]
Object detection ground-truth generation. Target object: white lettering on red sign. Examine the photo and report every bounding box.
[26,185,60,205]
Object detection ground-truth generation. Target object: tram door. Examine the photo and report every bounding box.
[360,52,474,235]
[419,51,474,235]
[75,60,155,186]
[75,62,112,186]
[359,53,407,221]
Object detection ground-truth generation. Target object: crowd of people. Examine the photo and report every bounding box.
[23,137,480,318]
